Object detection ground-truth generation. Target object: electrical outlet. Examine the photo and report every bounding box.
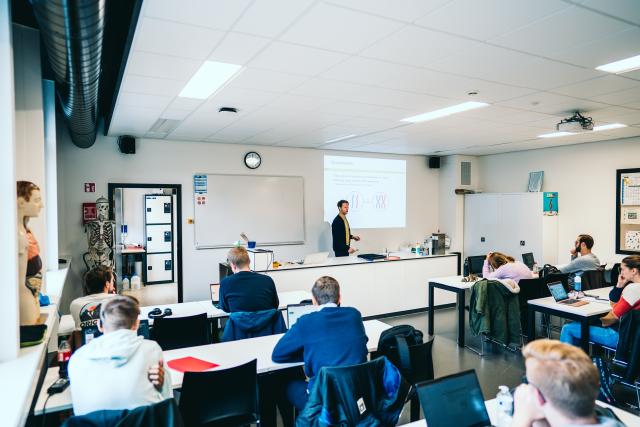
[480,237,485,242]
[520,240,525,246]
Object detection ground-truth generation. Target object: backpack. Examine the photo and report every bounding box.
[539,264,561,279]
[377,325,423,377]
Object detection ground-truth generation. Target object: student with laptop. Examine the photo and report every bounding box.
[218,246,279,312]
[512,339,624,427]
[560,255,640,349]
[68,296,171,415]
[483,251,533,283]
[557,234,601,275]
[272,276,368,411]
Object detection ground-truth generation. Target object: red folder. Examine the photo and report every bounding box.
[167,356,219,372]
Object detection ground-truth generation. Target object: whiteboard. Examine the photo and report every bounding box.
[194,174,305,248]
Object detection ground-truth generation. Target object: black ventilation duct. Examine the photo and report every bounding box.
[30,0,105,148]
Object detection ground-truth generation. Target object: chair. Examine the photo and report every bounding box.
[179,359,259,427]
[221,309,287,342]
[609,311,640,408]
[517,278,547,339]
[581,269,608,290]
[151,313,211,350]
[607,263,621,286]
[62,398,184,427]
[376,336,435,422]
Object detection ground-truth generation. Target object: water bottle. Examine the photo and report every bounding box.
[574,274,582,292]
[496,385,513,427]
[131,273,141,290]
[58,339,72,378]
[532,262,539,274]
[122,276,130,290]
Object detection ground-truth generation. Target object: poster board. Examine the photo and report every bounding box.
[617,168,640,254]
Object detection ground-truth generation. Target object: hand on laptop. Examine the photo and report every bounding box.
[148,360,165,391]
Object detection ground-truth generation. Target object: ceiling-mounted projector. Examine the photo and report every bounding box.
[556,112,594,133]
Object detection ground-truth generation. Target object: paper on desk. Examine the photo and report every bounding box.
[167,356,219,372]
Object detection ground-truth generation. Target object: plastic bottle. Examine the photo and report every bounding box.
[532,262,539,274]
[131,273,141,290]
[496,385,513,427]
[58,339,72,378]
[122,276,130,290]
[574,274,582,292]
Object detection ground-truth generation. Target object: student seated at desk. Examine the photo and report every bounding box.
[272,276,368,411]
[68,296,171,415]
[219,246,279,312]
[557,234,601,275]
[512,339,624,427]
[560,256,640,350]
[69,265,117,329]
[483,251,533,283]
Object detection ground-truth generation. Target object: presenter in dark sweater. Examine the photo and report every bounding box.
[219,246,279,313]
[272,276,368,411]
[331,200,360,257]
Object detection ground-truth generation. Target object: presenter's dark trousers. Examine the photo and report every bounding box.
[334,249,349,257]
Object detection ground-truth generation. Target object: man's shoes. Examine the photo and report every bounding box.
[593,357,620,407]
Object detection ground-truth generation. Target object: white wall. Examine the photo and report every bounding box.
[57,132,440,303]
[477,137,640,266]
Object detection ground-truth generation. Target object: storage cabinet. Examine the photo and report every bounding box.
[464,192,558,266]
[145,195,174,283]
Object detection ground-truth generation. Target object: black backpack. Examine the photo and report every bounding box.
[377,325,423,377]
[540,264,561,279]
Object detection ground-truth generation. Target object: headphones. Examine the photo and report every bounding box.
[148,307,173,319]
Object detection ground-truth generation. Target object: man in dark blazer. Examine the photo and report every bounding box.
[272,276,368,411]
[331,200,360,257]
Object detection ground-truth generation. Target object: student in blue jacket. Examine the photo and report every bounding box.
[272,276,368,411]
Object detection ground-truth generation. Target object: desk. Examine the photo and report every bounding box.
[404,397,640,426]
[427,276,474,347]
[259,253,460,318]
[527,287,612,353]
[33,319,390,416]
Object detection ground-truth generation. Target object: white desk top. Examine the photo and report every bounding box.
[34,319,390,415]
[404,397,640,426]
[528,287,613,317]
[428,275,475,290]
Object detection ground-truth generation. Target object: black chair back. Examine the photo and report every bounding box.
[581,269,608,290]
[179,359,259,427]
[608,263,621,286]
[518,278,547,337]
[151,313,210,351]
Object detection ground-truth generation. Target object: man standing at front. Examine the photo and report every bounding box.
[331,200,360,257]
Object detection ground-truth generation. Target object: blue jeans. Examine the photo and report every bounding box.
[560,322,619,348]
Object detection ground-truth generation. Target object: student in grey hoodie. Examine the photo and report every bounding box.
[68,296,172,415]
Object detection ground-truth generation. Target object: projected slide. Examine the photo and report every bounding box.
[324,155,406,228]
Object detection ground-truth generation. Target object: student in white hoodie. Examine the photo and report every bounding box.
[68,296,172,415]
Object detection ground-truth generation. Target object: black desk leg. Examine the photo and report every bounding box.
[457,290,465,347]
[528,309,536,342]
[428,283,435,336]
[580,320,590,354]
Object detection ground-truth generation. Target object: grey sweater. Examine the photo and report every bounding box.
[558,253,601,275]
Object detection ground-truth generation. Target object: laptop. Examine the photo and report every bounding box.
[286,304,317,328]
[522,252,535,270]
[546,281,587,306]
[416,369,493,427]
[466,255,486,277]
[210,283,220,305]
[297,252,329,265]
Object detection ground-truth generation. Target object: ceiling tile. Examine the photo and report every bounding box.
[280,2,403,54]
[133,17,225,60]
[572,0,640,26]
[109,105,161,136]
[120,74,185,97]
[416,0,570,41]
[497,91,609,116]
[549,28,640,69]
[248,42,349,76]
[489,6,632,57]
[126,51,201,81]
[116,92,173,110]
[165,97,204,111]
[231,68,309,93]
[160,108,192,121]
[550,75,640,98]
[143,0,252,30]
[591,84,640,106]
[208,32,271,65]
[324,0,451,23]
[232,0,315,37]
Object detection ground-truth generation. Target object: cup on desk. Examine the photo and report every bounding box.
[248,241,256,249]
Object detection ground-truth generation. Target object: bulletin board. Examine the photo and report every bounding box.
[617,168,640,254]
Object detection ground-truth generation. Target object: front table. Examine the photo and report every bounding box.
[428,276,474,347]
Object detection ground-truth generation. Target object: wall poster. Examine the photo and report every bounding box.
[617,168,640,254]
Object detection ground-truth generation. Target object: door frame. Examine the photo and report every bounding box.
[108,183,183,302]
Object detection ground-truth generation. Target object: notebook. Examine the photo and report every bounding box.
[167,356,219,373]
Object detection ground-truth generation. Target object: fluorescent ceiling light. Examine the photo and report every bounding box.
[596,54,640,74]
[325,134,357,144]
[401,101,489,123]
[179,61,243,99]
[538,131,576,138]
[593,123,627,131]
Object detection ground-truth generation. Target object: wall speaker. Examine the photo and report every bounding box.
[117,135,135,154]
[428,156,440,169]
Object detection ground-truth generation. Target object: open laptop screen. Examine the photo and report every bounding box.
[522,253,535,269]
[547,281,568,302]
[286,304,317,328]
[417,370,490,427]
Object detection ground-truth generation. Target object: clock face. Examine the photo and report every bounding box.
[244,151,261,169]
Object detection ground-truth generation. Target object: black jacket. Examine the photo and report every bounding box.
[222,309,287,342]
[331,215,352,257]
[297,357,410,426]
[615,310,640,383]
[62,398,184,427]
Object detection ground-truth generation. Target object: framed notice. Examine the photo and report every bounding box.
[617,168,640,254]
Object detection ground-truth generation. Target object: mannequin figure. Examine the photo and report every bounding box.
[17,181,44,325]
[84,196,115,270]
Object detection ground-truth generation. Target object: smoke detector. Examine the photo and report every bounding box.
[219,107,238,114]
[556,112,594,133]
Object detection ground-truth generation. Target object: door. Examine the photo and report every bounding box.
[464,194,500,257]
